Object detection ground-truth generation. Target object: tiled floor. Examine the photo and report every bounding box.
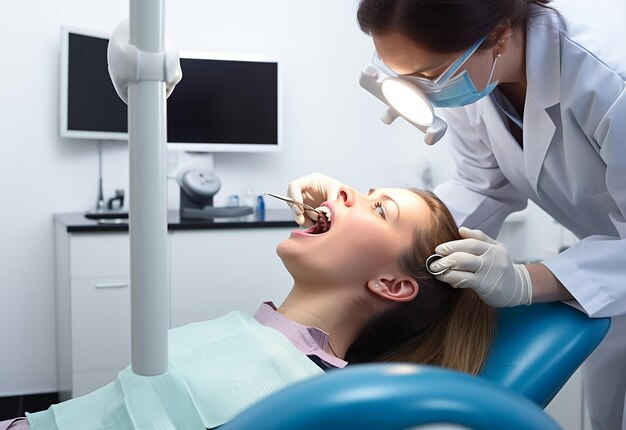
[0,393,58,421]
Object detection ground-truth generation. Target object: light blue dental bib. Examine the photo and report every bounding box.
[27,312,324,429]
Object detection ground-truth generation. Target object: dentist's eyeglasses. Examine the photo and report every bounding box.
[370,35,482,95]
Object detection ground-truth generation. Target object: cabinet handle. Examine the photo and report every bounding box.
[95,282,129,289]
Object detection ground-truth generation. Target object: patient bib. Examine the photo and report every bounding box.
[27,311,324,429]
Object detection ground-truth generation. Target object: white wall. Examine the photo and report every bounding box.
[0,0,570,396]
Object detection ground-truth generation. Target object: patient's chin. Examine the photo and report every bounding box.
[276,240,326,280]
[276,239,290,257]
[276,240,299,267]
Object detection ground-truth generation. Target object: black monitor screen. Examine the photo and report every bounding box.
[167,58,278,145]
[66,32,128,133]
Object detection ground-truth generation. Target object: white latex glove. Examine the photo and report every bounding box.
[428,227,532,307]
[286,172,343,227]
[107,19,183,104]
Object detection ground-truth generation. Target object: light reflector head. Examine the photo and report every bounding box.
[381,77,433,126]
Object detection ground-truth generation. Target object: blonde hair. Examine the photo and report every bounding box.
[345,190,496,375]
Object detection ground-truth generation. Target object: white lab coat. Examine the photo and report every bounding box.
[433,2,626,429]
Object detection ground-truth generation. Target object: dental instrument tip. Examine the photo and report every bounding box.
[264,193,321,214]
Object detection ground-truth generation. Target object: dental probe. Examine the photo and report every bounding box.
[264,193,322,215]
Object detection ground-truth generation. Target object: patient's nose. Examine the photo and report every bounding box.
[337,185,355,207]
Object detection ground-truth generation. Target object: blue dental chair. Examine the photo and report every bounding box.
[223,302,610,429]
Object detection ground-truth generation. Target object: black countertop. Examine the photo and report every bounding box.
[55,209,298,233]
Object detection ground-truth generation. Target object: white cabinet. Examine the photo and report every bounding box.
[54,216,294,399]
[55,225,132,400]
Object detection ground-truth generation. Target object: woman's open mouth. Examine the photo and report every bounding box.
[305,206,332,235]
[290,205,333,238]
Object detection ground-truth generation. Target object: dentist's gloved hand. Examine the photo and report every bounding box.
[107,19,182,104]
[428,227,532,307]
[287,172,343,227]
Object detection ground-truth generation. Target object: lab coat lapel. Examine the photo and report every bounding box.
[478,98,526,180]
[521,9,562,193]
[523,94,555,192]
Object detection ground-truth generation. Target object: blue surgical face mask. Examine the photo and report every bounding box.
[431,61,500,107]
[386,36,500,108]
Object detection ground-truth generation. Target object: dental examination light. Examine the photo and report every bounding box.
[359,63,447,145]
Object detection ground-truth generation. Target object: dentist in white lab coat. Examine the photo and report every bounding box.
[287,0,626,428]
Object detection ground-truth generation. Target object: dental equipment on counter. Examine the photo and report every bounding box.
[179,169,253,219]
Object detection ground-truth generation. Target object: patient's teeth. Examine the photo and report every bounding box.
[318,206,331,221]
[316,211,329,233]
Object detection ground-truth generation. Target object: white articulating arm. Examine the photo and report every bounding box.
[128,0,168,376]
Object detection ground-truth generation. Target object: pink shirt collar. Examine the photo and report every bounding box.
[254,302,347,369]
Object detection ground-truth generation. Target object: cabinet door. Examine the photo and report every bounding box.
[169,228,294,327]
[71,277,131,373]
[67,232,132,397]
[70,233,130,278]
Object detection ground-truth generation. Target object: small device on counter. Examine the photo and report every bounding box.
[84,140,128,221]
[85,189,128,220]
[179,169,253,219]
[107,189,125,210]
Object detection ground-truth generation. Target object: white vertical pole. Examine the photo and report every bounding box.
[128,0,168,375]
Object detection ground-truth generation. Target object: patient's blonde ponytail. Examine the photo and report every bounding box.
[439,290,495,375]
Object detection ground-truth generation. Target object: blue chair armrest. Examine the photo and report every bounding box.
[483,302,610,407]
[223,364,561,430]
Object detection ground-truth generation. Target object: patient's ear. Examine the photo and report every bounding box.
[367,276,418,302]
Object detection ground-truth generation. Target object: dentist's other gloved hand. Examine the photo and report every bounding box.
[428,227,532,307]
[287,173,343,227]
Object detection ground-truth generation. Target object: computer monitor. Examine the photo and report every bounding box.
[59,27,128,140]
[59,26,281,152]
[168,51,280,152]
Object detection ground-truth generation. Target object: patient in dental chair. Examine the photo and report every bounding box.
[2,186,495,430]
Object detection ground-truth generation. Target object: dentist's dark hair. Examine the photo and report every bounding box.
[346,190,496,375]
[357,0,554,53]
